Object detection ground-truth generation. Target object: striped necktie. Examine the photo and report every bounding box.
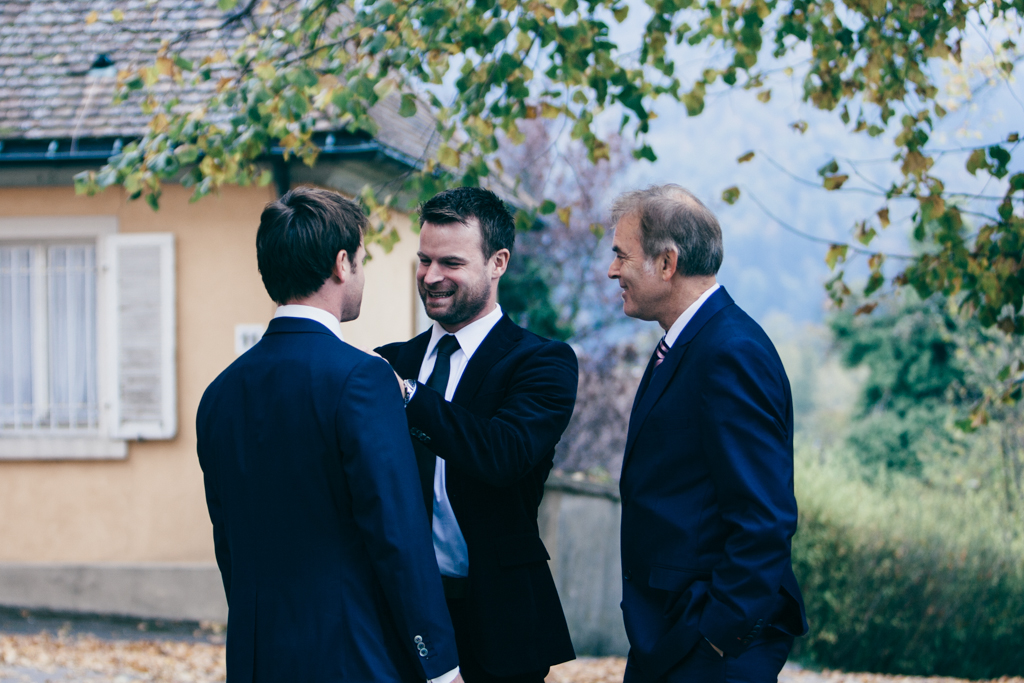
[653,336,670,369]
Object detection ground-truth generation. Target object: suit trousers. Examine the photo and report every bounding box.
[446,596,549,683]
[625,630,794,683]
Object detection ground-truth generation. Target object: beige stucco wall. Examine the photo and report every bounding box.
[0,182,422,563]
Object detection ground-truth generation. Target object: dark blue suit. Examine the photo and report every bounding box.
[619,288,808,683]
[197,317,458,683]
[377,315,577,678]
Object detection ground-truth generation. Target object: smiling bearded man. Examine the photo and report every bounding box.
[376,187,578,683]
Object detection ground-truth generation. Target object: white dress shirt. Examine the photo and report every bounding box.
[664,283,720,348]
[417,304,504,579]
[277,303,459,683]
[273,304,345,341]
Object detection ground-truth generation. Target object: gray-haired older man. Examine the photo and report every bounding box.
[608,185,808,683]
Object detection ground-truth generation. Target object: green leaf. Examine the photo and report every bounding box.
[539,200,557,215]
[722,186,740,205]
[217,0,238,11]
[863,271,884,296]
[737,151,755,163]
[817,159,839,177]
[398,94,417,118]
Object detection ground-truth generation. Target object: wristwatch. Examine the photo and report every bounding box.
[402,379,417,407]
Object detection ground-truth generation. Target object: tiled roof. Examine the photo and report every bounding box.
[0,0,437,165]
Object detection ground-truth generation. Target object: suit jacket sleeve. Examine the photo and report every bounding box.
[696,337,798,656]
[196,391,232,603]
[404,340,578,487]
[336,356,459,679]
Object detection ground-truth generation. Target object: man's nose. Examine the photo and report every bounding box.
[607,260,619,280]
[423,262,445,284]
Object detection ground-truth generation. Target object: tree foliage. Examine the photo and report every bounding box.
[75,0,1023,386]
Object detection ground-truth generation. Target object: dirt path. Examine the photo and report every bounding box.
[2,634,1021,683]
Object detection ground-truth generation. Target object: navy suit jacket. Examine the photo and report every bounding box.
[377,315,577,677]
[197,317,458,683]
[619,288,808,680]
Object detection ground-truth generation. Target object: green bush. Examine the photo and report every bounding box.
[791,448,1024,677]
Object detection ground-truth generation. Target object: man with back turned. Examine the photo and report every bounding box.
[196,187,462,683]
[608,185,808,683]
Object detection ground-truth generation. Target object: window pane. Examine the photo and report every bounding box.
[48,245,99,430]
[0,247,34,429]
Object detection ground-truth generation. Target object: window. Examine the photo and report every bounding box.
[0,243,99,433]
[0,217,176,459]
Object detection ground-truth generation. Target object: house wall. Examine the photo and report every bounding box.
[0,182,422,568]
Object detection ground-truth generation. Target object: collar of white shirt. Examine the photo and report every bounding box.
[664,283,720,348]
[424,303,504,362]
[273,304,345,342]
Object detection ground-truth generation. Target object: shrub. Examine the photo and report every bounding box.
[791,447,1024,677]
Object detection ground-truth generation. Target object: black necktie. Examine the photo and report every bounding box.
[427,334,461,395]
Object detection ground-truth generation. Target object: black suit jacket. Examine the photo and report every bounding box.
[377,315,578,677]
[197,317,458,683]
[619,288,808,682]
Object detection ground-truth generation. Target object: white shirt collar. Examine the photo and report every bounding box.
[274,304,345,342]
[664,283,720,348]
[425,304,504,361]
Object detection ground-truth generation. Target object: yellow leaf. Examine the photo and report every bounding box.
[150,113,169,133]
[854,302,878,316]
[756,89,771,103]
[85,10,98,24]
[540,102,561,119]
[825,243,848,270]
[823,174,848,190]
[111,9,124,21]
[790,120,808,134]
[437,145,460,167]
[254,63,276,80]
[721,186,740,204]
[868,253,885,271]
[737,151,755,164]
[877,207,890,228]
[156,57,174,78]
[557,206,572,226]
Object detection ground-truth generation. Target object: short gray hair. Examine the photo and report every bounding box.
[611,184,723,276]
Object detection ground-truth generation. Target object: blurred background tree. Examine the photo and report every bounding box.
[74,0,1023,393]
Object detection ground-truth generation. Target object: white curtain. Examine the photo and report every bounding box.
[48,245,98,430]
[0,247,35,429]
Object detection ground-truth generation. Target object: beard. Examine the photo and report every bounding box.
[419,276,491,327]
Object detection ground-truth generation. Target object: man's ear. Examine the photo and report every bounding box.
[333,249,350,283]
[490,248,511,278]
[660,249,679,281]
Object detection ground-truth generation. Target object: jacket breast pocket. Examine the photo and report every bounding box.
[496,534,551,568]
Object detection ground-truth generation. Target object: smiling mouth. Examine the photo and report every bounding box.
[426,290,455,301]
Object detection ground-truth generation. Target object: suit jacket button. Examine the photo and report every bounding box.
[414,636,423,644]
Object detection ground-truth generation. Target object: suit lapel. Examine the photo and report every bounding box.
[393,330,432,380]
[451,315,522,407]
[622,288,735,464]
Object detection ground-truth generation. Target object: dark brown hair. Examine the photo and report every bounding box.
[256,187,367,304]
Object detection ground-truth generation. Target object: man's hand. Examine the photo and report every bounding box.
[706,638,724,657]
[368,350,406,399]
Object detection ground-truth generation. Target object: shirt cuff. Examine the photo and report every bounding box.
[427,666,459,683]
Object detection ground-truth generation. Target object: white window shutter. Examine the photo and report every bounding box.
[105,234,177,440]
